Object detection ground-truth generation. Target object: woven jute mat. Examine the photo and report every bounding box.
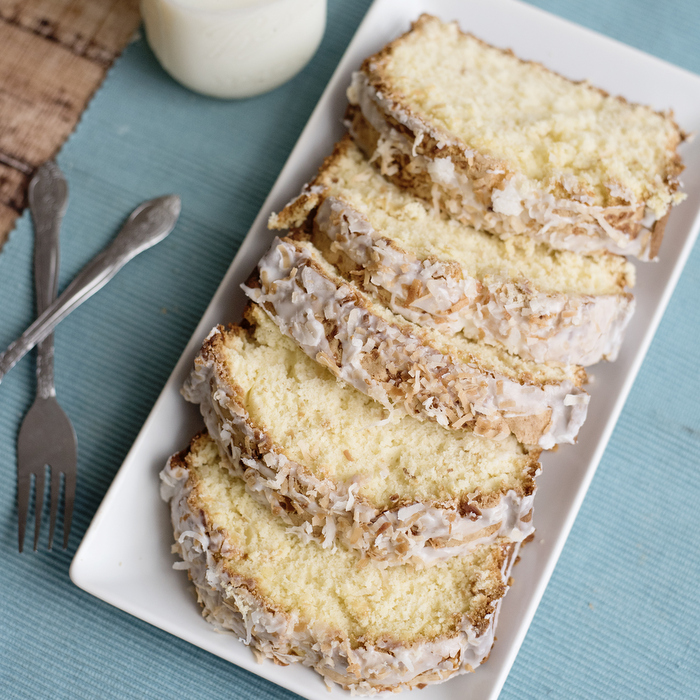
[0,0,140,249]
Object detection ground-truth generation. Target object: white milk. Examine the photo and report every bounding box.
[141,0,327,98]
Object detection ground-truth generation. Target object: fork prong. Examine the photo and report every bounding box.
[62,469,76,550]
[33,465,46,551]
[48,465,62,550]
[17,473,31,553]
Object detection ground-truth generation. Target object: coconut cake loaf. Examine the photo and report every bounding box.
[182,304,540,567]
[244,237,589,449]
[346,14,686,260]
[161,432,521,694]
[270,135,636,366]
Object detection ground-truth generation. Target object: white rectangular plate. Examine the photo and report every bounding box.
[71,1,700,698]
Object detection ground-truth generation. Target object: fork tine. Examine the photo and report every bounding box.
[17,473,31,553]
[48,465,62,550]
[33,465,46,551]
[63,469,76,549]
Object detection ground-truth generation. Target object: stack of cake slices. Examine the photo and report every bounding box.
[161,14,685,695]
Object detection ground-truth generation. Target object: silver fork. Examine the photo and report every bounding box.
[17,162,77,552]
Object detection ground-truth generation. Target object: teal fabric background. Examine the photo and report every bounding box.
[1,1,699,698]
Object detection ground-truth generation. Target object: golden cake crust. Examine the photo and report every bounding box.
[246,237,591,449]
[181,310,541,566]
[271,133,636,366]
[161,433,521,694]
[347,14,685,259]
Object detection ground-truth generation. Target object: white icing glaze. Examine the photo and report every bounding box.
[161,455,519,694]
[182,347,537,566]
[314,196,635,367]
[244,238,588,449]
[348,72,671,261]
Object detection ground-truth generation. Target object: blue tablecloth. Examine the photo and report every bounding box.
[1,1,699,698]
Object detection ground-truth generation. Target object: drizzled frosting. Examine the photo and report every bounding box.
[314,195,635,367]
[244,237,588,449]
[161,454,520,694]
[182,338,537,567]
[348,71,678,261]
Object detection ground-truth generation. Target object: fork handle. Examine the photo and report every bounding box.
[0,194,180,383]
[30,175,64,399]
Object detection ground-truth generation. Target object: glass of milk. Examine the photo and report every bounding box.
[141,0,327,99]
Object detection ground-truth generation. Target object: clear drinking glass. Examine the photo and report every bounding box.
[141,0,327,99]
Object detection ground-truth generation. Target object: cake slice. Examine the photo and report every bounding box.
[244,237,589,449]
[161,432,521,694]
[346,14,685,260]
[270,135,636,366]
[182,304,539,566]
